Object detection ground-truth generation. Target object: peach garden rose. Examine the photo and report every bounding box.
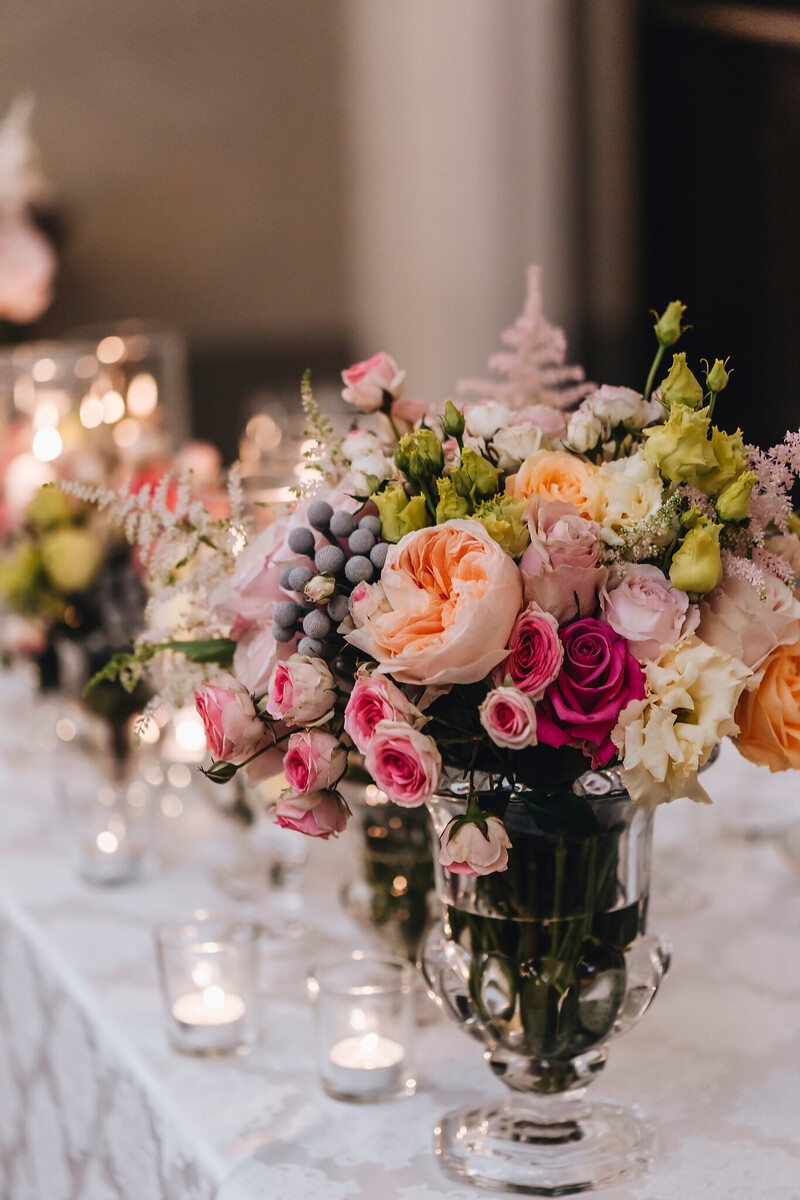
[505,449,596,514]
[735,638,800,771]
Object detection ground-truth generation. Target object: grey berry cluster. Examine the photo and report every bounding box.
[270,501,387,657]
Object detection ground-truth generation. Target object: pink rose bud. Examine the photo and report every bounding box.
[438,815,511,876]
[195,675,271,765]
[343,668,424,755]
[364,720,441,807]
[283,730,347,794]
[274,790,350,839]
[264,654,336,727]
[479,686,538,750]
[341,352,406,413]
[500,603,563,699]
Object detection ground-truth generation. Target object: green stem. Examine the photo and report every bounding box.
[418,477,438,521]
[644,343,666,403]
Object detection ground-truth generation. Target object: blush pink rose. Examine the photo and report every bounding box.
[210,521,289,625]
[0,216,55,324]
[343,668,423,754]
[341,352,406,412]
[283,730,347,793]
[516,405,569,440]
[438,815,511,876]
[364,721,441,806]
[274,790,350,839]
[537,617,645,768]
[499,603,563,698]
[697,572,800,676]
[479,686,538,750]
[600,565,699,661]
[520,496,608,623]
[264,654,336,727]
[346,520,523,685]
[391,396,433,428]
[195,675,271,764]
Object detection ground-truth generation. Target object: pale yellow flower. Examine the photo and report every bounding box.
[583,450,663,544]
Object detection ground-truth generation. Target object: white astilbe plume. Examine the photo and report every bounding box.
[458,265,594,411]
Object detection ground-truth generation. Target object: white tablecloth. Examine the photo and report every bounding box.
[1,668,800,1200]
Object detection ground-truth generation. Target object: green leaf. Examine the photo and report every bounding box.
[83,637,236,697]
[517,791,600,839]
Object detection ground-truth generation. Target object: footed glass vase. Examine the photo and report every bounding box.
[421,780,669,1195]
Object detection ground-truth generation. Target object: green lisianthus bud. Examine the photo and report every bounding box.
[442,398,466,440]
[398,428,444,482]
[680,505,703,530]
[715,470,757,523]
[704,426,746,495]
[435,476,470,523]
[393,446,410,474]
[373,482,431,543]
[40,528,103,594]
[661,352,705,411]
[669,521,723,598]
[654,300,687,347]
[473,496,530,558]
[397,494,430,537]
[26,485,73,532]
[450,447,500,501]
[706,357,730,395]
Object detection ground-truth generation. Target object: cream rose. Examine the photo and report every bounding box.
[583,450,663,544]
[345,520,523,685]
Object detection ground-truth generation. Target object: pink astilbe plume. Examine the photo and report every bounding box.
[457,265,594,411]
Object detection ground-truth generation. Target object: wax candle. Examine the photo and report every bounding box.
[327,1032,406,1097]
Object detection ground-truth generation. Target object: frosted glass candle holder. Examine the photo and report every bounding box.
[155,915,259,1056]
[307,952,417,1103]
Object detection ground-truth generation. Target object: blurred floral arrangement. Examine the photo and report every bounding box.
[71,267,800,872]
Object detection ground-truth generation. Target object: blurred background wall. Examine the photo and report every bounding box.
[1,0,797,456]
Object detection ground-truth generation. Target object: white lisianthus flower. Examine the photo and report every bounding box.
[342,428,382,463]
[464,401,512,441]
[583,450,664,544]
[567,409,604,454]
[611,636,751,810]
[492,421,544,472]
[585,385,660,432]
[349,451,394,497]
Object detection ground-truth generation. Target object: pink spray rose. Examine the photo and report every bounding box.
[479,686,538,750]
[0,216,56,324]
[341,352,406,413]
[274,790,350,839]
[600,565,699,661]
[537,617,646,767]
[283,729,347,794]
[696,572,800,676]
[364,721,441,806]
[195,675,271,764]
[520,497,608,624]
[264,654,336,727]
[343,668,424,754]
[499,602,563,698]
[438,816,511,876]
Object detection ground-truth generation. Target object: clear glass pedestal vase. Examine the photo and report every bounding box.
[421,782,669,1196]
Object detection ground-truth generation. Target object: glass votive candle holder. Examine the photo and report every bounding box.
[155,915,258,1056]
[307,952,417,1103]
[65,776,154,885]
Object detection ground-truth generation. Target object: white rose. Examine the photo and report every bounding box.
[464,401,512,441]
[584,450,664,544]
[342,429,382,463]
[567,409,604,454]
[491,421,544,471]
[349,451,394,497]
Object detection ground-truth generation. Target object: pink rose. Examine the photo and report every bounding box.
[391,396,433,428]
[343,668,423,754]
[341,352,406,413]
[195,675,271,764]
[479,686,538,750]
[697,573,800,675]
[516,405,569,440]
[0,216,55,324]
[537,617,646,767]
[438,816,511,876]
[346,520,523,685]
[364,721,441,806]
[264,654,336,727]
[600,565,699,661]
[499,603,563,698]
[210,521,289,625]
[520,496,608,623]
[283,729,347,793]
[274,790,350,839]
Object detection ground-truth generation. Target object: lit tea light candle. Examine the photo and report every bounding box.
[327,1032,406,1096]
[172,984,246,1027]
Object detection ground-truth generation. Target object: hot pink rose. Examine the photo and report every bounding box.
[438,816,511,876]
[499,603,563,698]
[343,668,423,754]
[341,352,406,413]
[283,730,346,794]
[0,216,55,324]
[479,686,538,750]
[195,675,271,764]
[600,565,698,661]
[537,617,645,767]
[364,721,441,807]
[264,654,336,727]
[520,496,608,623]
[274,790,350,839]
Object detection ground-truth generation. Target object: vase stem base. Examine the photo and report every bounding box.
[434,1097,656,1196]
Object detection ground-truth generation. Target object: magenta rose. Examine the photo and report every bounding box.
[520,497,608,624]
[274,790,350,839]
[438,816,511,877]
[341,351,406,412]
[364,721,441,807]
[283,730,347,794]
[479,687,538,750]
[537,618,645,767]
[499,603,563,699]
[195,675,271,764]
[343,668,423,754]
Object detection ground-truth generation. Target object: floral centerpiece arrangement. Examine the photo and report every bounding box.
[73,269,800,1193]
